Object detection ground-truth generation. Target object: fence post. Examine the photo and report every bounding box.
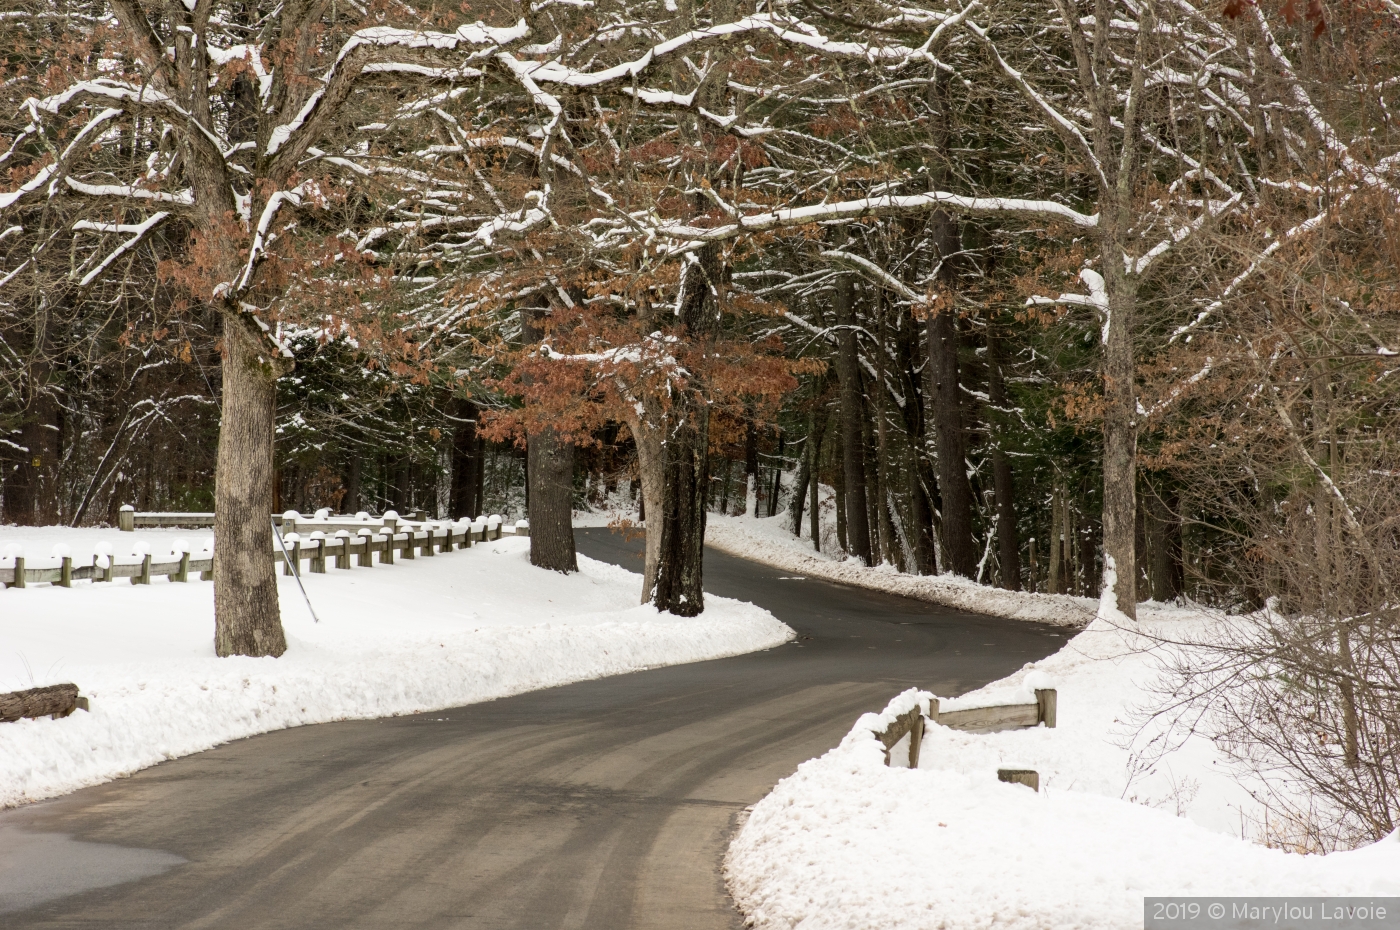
[59,556,73,588]
[997,769,1040,792]
[1035,689,1057,728]
[136,553,151,585]
[380,530,394,565]
[175,552,189,583]
[423,525,437,557]
[334,532,351,569]
[119,505,134,532]
[310,535,326,573]
[11,556,23,588]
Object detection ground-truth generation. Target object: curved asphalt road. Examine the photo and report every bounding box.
[0,528,1072,929]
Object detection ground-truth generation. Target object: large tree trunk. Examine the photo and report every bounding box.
[651,397,709,616]
[450,401,478,519]
[628,401,665,603]
[988,329,1020,590]
[1100,256,1139,618]
[527,427,577,572]
[650,241,722,615]
[522,303,577,572]
[927,308,976,577]
[833,272,873,565]
[214,312,287,658]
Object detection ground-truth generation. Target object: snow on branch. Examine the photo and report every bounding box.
[655,191,1097,242]
[1026,268,1110,342]
[819,249,926,305]
[265,19,530,158]
[72,212,171,287]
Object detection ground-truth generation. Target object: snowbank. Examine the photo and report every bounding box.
[726,611,1400,930]
[0,527,792,809]
[705,512,1095,628]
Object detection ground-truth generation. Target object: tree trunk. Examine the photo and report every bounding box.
[450,401,479,519]
[988,330,1020,590]
[652,400,709,616]
[928,308,976,577]
[1144,483,1182,601]
[790,409,827,537]
[521,303,577,572]
[214,312,287,658]
[1100,259,1139,618]
[527,427,577,572]
[834,272,873,564]
[472,437,486,516]
[5,347,61,526]
[744,420,760,517]
[627,399,665,604]
[651,241,722,615]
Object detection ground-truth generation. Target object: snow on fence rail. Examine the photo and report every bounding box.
[0,510,528,589]
[873,688,1057,775]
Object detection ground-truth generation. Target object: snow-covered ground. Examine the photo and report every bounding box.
[0,525,792,809]
[726,605,1400,930]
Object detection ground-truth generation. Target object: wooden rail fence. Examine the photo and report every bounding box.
[874,689,1057,787]
[1,511,528,588]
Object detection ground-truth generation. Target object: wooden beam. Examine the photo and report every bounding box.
[0,684,81,723]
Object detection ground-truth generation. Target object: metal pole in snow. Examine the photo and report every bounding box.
[273,519,320,623]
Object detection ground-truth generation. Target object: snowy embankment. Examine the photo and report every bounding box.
[0,526,792,809]
[705,511,1095,628]
[727,606,1400,930]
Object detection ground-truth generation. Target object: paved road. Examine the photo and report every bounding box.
[0,528,1072,929]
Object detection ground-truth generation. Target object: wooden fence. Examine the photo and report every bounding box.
[1,514,527,588]
[874,689,1057,782]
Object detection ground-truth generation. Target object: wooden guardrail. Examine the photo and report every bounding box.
[119,505,459,532]
[0,684,88,722]
[1,514,529,588]
[874,688,1057,775]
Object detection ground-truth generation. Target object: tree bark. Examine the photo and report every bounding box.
[1100,257,1139,617]
[928,308,976,577]
[651,241,722,616]
[629,402,665,602]
[214,312,288,658]
[450,401,479,519]
[521,302,577,572]
[790,409,827,538]
[527,428,577,572]
[988,329,1020,590]
[834,271,873,565]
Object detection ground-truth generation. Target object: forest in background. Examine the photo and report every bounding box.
[2,0,1398,842]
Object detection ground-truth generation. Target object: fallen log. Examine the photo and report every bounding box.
[0,684,82,722]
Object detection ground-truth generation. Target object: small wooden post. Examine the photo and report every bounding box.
[355,533,373,567]
[175,552,190,583]
[290,541,302,576]
[380,532,394,565]
[11,556,25,589]
[997,769,1040,792]
[59,556,73,588]
[310,538,326,574]
[908,711,925,768]
[118,505,135,532]
[136,553,151,585]
[334,535,351,570]
[1035,688,1057,728]
[402,531,415,559]
[423,526,437,557]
